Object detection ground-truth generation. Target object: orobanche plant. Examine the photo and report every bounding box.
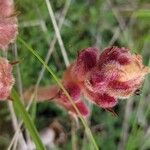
[24,47,150,116]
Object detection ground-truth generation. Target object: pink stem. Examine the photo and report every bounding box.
[23,85,59,102]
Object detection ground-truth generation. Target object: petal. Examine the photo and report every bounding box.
[84,69,107,93]
[59,82,81,103]
[69,101,90,116]
[84,64,119,93]
[55,81,90,116]
[108,79,143,98]
[83,86,117,108]
[56,97,89,117]
[109,80,130,90]
[72,47,99,81]
[98,46,131,68]
[94,93,118,108]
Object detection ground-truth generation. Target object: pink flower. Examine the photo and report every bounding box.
[0,57,14,100]
[0,0,18,50]
[70,46,150,109]
[24,46,150,116]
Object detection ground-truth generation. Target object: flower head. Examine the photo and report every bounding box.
[23,46,150,116]
[0,0,14,17]
[0,57,14,100]
[0,0,18,50]
[71,46,150,109]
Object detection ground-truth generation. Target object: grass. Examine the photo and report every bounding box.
[12,89,46,150]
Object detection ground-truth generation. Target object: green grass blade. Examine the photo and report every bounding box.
[12,89,46,150]
[133,9,150,18]
[18,36,99,150]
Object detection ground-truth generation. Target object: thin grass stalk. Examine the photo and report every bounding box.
[7,94,35,150]
[18,37,99,150]
[45,0,70,67]
[36,0,71,87]
[12,89,46,150]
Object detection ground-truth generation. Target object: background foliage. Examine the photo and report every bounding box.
[0,0,150,149]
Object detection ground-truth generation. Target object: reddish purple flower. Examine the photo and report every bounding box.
[24,47,150,116]
[0,57,14,100]
[50,47,150,115]
[70,47,150,109]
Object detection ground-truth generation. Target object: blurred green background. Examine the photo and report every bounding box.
[0,0,150,149]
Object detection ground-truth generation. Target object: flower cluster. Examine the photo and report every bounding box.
[57,47,150,116]
[0,0,18,100]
